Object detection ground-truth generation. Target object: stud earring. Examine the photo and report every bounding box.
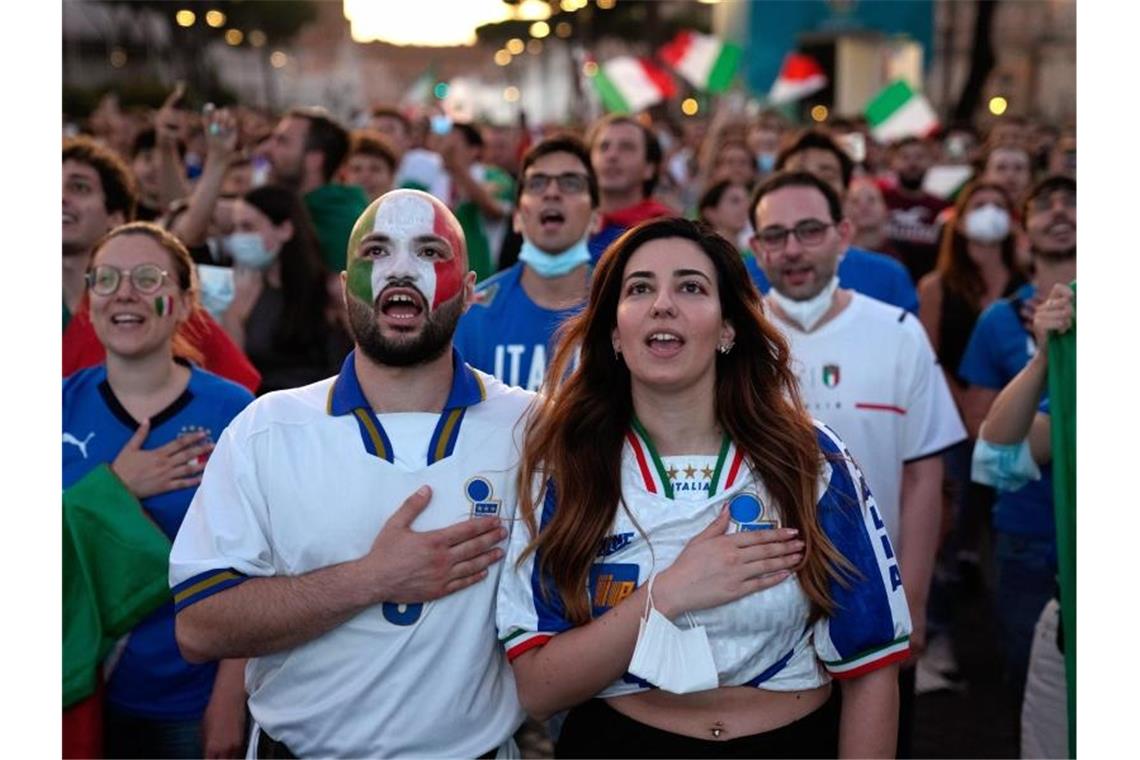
[718,341,734,355]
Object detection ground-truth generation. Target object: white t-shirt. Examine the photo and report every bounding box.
[497,422,912,697]
[770,292,967,546]
[170,351,533,758]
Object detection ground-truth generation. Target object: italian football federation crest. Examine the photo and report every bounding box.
[822,363,841,388]
[465,476,501,517]
[179,425,214,467]
[727,491,780,532]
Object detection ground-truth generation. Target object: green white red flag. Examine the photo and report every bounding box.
[591,56,677,113]
[659,30,741,93]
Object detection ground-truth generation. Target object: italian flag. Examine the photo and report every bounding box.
[768,52,827,105]
[592,56,677,114]
[659,30,741,93]
[865,80,940,143]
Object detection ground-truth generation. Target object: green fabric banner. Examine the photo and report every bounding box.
[1046,282,1076,756]
[62,465,172,707]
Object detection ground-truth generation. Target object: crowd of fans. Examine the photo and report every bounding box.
[62,85,1075,758]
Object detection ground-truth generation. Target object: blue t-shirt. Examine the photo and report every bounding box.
[959,283,1056,545]
[746,246,918,314]
[62,363,253,720]
[454,263,584,391]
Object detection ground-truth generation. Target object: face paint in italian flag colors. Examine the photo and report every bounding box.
[345,189,467,313]
[154,295,174,317]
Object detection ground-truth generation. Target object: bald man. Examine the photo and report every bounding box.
[170,190,533,757]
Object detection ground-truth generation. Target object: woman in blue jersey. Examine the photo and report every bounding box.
[497,218,911,758]
[63,222,253,758]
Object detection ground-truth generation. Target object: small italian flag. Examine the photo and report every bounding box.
[659,30,741,93]
[591,56,677,114]
[154,295,173,317]
[768,52,827,105]
[865,80,940,144]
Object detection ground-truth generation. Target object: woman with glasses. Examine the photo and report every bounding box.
[63,222,254,758]
[219,185,352,395]
[497,218,911,758]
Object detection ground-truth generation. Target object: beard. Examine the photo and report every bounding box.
[1032,245,1076,262]
[347,291,463,368]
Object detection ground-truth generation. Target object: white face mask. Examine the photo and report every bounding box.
[963,203,1011,243]
[768,275,840,332]
[626,576,719,694]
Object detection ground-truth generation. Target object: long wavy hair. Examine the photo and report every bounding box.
[936,180,1024,310]
[517,217,850,625]
[241,185,332,354]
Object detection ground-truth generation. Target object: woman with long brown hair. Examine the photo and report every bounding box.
[497,218,911,758]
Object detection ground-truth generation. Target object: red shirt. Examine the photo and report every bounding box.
[63,307,261,394]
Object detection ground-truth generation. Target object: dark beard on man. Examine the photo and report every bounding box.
[347,291,463,368]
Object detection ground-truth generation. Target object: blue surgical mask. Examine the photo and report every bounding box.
[756,152,777,174]
[518,235,591,279]
[225,232,278,270]
[197,264,235,320]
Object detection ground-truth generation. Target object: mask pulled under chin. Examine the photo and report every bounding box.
[517,235,591,279]
[769,275,840,332]
[626,575,719,694]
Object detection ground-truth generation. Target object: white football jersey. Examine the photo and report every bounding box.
[170,350,532,758]
[497,421,912,697]
[772,293,966,546]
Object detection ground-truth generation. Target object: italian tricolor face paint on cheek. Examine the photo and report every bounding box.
[345,191,467,312]
[154,295,174,317]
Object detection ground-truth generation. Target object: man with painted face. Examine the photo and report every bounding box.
[454,135,599,391]
[750,171,966,756]
[170,189,532,758]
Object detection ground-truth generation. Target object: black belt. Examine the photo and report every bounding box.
[256,728,498,759]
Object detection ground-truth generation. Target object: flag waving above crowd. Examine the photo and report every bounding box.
[865,79,941,142]
[768,52,828,105]
[659,30,742,94]
[591,55,677,114]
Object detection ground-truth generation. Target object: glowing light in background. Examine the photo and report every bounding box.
[270,51,288,68]
[555,21,573,38]
[989,96,1009,115]
[494,49,512,66]
[205,10,226,28]
[433,81,450,99]
[530,21,550,39]
[175,10,196,27]
[507,38,525,55]
[597,0,617,9]
[224,29,244,46]
[344,0,520,46]
[681,98,699,116]
[810,104,829,122]
[109,48,127,68]
[248,30,267,48]
[503,86,521,102]
[527,39,544,55]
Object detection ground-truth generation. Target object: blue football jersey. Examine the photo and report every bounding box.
[454,263,584,391]
[62,363,253,719]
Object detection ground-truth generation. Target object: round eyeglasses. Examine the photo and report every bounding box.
[86,264,172,296]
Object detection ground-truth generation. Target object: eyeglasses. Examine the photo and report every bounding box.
[522,172,590,195]
[755,219,835,253]
[86,264,172,296]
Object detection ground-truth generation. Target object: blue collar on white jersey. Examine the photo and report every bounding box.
[327,348,486,464]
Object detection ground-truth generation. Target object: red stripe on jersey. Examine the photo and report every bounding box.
[855,403,907,415]
[829,646,910,680]
[627,431,657,493]
[724,448,745,488]
[506,634,553,662]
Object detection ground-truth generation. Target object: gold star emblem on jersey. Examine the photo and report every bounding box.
[683,464,697,479]
[701,464,715,479]
[666,465,679,480]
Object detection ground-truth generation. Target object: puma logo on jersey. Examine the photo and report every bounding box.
[63,431,95,459]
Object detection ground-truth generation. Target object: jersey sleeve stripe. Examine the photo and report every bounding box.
[505,632,553,662]
[825,638,911,679]
[172,568,248,611]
